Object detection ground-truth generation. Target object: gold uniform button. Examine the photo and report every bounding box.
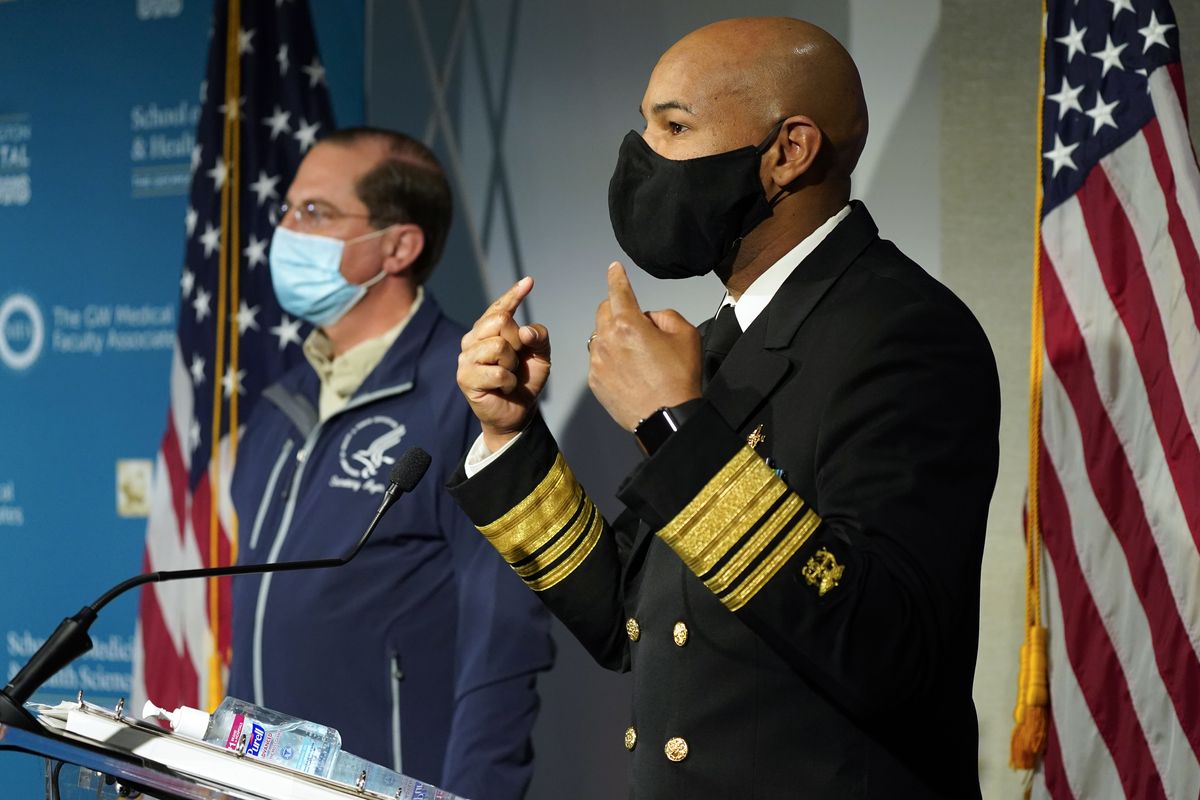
[664,736,689,762]
[626,617,641,642]
[672,621,689,647]
[624,726,637,751]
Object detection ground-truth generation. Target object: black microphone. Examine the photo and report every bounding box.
[0,446,432,731]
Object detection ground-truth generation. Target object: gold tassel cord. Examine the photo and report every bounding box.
[1010,0,1051,773]
[1011,626,1049,768]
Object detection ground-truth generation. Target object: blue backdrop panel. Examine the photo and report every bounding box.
[0,0,362,792]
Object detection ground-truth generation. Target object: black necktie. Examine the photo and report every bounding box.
[703,303,742,383]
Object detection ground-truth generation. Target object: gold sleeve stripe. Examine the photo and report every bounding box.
[659,448,783,573]
[479,453,580,561]
[658,446,822,611]
[722,508,821,611]
[700,494,805,597]
[509,489,589,570]
[511,499,590,578]
[476,453,601,592]
[523,502,604,592]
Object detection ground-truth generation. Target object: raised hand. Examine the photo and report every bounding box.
[588,263,701,431]
[457,277,551,451]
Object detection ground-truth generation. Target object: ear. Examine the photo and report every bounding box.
[379,224,426,276]
[767,115,822,189]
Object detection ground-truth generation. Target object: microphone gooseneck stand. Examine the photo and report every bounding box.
[0,447,432,731]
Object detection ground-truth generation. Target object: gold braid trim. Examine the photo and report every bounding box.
[478,453,601,592]
[659,449,776,571]
[523,503,603,592]
[659,447,823,610]
[703,494,804,596]
[724,508,821,611]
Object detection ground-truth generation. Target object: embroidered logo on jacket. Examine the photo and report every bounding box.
[331,416,407,493]
[802,548,844,597]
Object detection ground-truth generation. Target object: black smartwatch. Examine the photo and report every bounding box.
[634,399,702,456]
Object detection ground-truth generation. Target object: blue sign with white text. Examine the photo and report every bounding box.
[0,0,361,792]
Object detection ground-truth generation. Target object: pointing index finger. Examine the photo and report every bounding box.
[606,262,641,316]
[490,276,534,316]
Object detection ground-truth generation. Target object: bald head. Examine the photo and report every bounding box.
[629,17,870,290]
[643,17,868,181]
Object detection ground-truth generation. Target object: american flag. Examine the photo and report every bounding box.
[132,0,335,714]
[1028,0,1200,796]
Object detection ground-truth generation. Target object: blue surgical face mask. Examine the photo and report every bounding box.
[268,226,388,326]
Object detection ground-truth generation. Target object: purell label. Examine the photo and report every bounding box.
[245,722,267,757]
[223,713,267,759]
[224,713,246,750]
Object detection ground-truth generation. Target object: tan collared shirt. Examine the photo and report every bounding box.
[302,288,424,421]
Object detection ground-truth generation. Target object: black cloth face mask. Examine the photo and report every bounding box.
[607,120,786,280]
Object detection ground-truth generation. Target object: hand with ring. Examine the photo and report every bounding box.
[587,262,701,431]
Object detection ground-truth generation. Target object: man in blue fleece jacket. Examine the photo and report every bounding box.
[228,127,553,800]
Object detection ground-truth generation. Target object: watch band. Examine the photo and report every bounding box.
[634,399,703,456]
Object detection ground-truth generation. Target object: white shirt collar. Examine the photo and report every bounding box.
[721,204,852,331]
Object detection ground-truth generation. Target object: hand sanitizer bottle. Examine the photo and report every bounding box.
[143,697,342,778]
[329,750,465,799]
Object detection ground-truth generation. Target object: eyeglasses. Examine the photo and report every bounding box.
[269,200,371,230]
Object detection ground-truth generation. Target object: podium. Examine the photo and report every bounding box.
[0,450,438,799]
[0,699,408,800]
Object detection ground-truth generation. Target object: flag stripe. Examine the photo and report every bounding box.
[168,344,195,473]
[160,414,190,546]
[1165,63,1192,128]
[1039,523,1123,800]
[1041,203,1200,662]
[1040,724,1070,800]
[1042,203,1200,674]
[1142,119,1200,358]
[138,549,201,709]
[144,446,196,647]
[1144,70,1200,371]
[139,463,208,708]
[1038,441,1169,799]
[1041,361,1200,792]
[145,443,212,688]
[1040,717,1074,800]
[1087,154,1200,537]
[1113,115,1200,452]
[1041,238,1200,760]
[1035,3,1199,794]
[1128,119,1200,470]
[189,469,220,711]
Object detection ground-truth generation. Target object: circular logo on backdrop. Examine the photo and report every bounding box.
[338,416,407,481]
[0,293,44,371]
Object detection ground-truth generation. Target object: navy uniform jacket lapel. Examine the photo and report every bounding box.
[706,201,879,431]
[624,203,880,569]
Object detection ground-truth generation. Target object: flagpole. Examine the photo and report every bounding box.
[207,0,242,712]
[226,0,243,671]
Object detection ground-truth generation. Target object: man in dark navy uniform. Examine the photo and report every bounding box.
[451,18,999,799]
